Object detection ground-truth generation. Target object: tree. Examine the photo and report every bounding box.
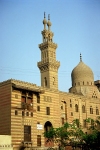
[44,122,73,150]
[82,117,100,150]
[44,117,100,150]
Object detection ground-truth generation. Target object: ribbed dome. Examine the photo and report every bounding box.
[71,59,94,87]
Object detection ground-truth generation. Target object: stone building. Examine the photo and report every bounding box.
[0,14,100,150]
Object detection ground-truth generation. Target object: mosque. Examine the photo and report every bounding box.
[0,13,100,150]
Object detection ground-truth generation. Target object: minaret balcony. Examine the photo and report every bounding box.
[39,41,57,50]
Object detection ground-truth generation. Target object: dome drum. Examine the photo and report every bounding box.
[72,81,94,87]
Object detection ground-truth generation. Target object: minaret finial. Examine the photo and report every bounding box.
[80,53,82,61]
[43,12,47,30]
[47,14,51,30]
[44,12,46,18]
[48,14,50,20]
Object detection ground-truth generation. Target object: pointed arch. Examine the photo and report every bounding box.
[75,104,78,112]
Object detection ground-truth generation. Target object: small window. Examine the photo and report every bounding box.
[37,95,40,103]
[44,77,47,87]
[46,107,50,115]
[26,112,29,116]
[71,112,73,116]
[70,104,72,107]
[75,104,78,112]
[90,106,93,114]
[61,106,63,110]
[22,111,25,116]
[37,106,40,111]
[96,107,99,115]
[31,112,33,117]
[37,135,41,146]
[15,110,18,115]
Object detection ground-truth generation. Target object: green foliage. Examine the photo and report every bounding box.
[44,117,100,149]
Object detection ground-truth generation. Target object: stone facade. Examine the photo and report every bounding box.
[0,14,100,150]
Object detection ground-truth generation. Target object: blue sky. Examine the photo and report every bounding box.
[0,0,100,92]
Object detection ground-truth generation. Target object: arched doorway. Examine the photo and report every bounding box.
[44,121,54,147]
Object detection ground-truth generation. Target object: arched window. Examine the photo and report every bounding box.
[82,105,85,113]
[83,81,84,85]
[61,106,63,110]
[44,77,47,87]
[96,107,99,115]
[75,104,78,112]
[90,106,93,114]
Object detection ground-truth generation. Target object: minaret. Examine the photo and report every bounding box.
[37,13,60,89]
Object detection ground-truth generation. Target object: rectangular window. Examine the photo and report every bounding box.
[26,112,29,116]
[46,107,50,115]
[37,95,40,103]
[24,125,31,142]
[15,110,18,115]
[71,112,73,116]
[22,111,25,116]
[37,135,41,146]
[37,106,40,111]
[70,104,72,107]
